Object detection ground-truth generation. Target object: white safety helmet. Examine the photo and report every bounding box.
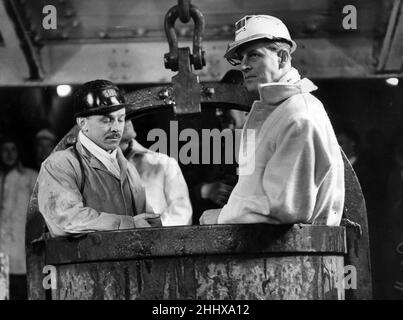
[224,15,297,65]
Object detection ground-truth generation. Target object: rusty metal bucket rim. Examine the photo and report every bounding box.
[41,224,347,266]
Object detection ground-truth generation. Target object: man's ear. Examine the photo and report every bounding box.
[76,117,87,131]
[278,50,290,69]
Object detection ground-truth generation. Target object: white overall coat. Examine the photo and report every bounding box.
[218,68,345,226]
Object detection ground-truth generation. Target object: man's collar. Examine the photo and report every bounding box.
[256,67,317,105]
[78,131,117,159]
[78,131,123,179]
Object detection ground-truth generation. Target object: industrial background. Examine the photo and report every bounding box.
[0,0,402,300]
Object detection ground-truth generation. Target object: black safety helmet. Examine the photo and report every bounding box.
[74,79,131,118]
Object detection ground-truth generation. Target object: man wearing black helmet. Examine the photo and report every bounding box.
[37,80,160,237]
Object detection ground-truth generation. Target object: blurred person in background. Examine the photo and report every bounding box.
[0,137,37,300]
[336,126,384,298]
[336,127,374,195]
[190,70,249,223]
[34,129,57,171]
[120,119,192,226]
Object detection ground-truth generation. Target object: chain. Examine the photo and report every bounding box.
[164,0,206,71]
[178,0,191,23]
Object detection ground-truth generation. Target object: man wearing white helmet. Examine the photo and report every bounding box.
[200,15,344,226]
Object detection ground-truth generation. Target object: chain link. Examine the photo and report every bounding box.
[164,1,206,71]
[178,0,191,23]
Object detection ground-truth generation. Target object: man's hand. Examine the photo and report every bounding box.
[199,209,221,225]
[133,213,162,228]
[201,182,233,206]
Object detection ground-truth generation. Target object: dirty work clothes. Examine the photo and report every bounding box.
[0,165,37,274]
[217,68,345,226]
[38,140,146,237]
[125,139,192,226]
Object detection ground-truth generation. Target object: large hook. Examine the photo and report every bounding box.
[164,3,206,71]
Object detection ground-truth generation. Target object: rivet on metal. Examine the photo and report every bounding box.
[98,31,107,39]
[158,89,169,100]
[108,61,118,69]
[72,20,80,28]
[135,28,147,36]
[64,8,75,18]
[92,234,102,245]
[205,87,215,97]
